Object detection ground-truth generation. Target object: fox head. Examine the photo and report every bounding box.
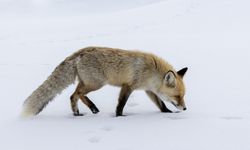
[158,67,188,111]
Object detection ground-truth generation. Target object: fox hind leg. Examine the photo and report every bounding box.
[70,92,83,116]
[79,95,99,114]
[145,91,172,113]
[70,82,101,116]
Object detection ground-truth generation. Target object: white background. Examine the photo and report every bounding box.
[0,0,250,150]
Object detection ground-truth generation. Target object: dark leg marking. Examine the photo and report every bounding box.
[145,91,172,113]
[160,101,172,113]
[116,85,133,117]
[79,95,100,114]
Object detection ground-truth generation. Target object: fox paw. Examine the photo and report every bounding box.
[161,109,173,113]
[116,112,126,117]
[73,112,84,116]
[91,107,100,114]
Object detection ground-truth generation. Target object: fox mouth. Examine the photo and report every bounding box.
[158,94,186,110]
[171,102,186,111]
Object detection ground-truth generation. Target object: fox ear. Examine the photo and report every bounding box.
[177,67,188,78]
[164,71,176,88]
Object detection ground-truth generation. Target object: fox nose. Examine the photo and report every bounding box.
[183,107,187,111]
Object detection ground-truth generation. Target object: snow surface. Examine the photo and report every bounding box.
[1,0,250,150]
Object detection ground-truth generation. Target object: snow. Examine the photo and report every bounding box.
[1,0,250,150]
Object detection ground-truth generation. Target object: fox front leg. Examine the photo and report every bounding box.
[116,85,133,117]
[146,91,173,113]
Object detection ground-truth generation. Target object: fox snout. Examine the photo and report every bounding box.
[171,101,187,111]
[177,105,187,111]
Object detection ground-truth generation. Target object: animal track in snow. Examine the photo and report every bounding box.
[220,116,243,120]
[101,126,115,132]
[88,136,101,143]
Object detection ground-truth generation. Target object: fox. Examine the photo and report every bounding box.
[21,46,188,117]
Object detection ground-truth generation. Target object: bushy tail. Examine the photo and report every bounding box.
[21,60,76,117]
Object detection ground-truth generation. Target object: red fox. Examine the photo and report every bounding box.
[21,46,188,117]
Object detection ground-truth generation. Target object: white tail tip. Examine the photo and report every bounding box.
[20,107,36,118]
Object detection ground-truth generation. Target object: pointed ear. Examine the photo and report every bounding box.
[164,71,176,88]
[177,67,188,78]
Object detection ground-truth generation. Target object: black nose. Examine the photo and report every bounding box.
[183,107,187,111]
